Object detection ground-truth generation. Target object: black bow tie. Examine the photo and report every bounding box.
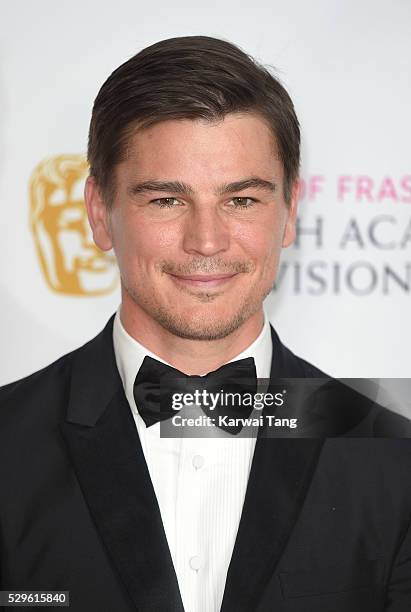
[133,356,257,435]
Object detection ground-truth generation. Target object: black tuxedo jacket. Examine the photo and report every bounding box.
[1,314,411,611]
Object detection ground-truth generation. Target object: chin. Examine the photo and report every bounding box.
[155,305,252,341]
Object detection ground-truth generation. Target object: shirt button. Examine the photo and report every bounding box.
[189,555,202,571]
[192,454,205,470]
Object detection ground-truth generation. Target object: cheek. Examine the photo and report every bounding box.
[112,214,180,270]
[234,218,284,265]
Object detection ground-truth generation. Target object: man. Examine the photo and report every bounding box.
[0,36,410,612]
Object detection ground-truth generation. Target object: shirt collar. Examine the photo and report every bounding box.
[112,306,273,415]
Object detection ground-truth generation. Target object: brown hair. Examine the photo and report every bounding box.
[87,35,300,207]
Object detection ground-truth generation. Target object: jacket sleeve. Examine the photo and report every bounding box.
[385,514,411,610]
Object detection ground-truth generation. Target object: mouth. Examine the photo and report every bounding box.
[167,272,238,289]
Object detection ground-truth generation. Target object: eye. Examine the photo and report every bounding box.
[150,197,182,208]
[230,197,257,208]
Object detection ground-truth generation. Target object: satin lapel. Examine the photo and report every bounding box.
[220,326,325,612]
[59,315,184,612]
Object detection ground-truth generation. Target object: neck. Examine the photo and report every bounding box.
[119,297,264,375]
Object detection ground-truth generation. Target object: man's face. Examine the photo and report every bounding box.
[87,113,298,339]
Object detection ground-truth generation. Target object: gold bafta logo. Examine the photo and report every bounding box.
[29,154,118,296]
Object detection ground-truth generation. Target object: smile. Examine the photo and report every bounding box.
[167,273,238,289]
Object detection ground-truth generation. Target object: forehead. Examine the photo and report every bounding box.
[119,113,282,184]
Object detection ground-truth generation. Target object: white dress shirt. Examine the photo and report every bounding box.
[112,308,273,612]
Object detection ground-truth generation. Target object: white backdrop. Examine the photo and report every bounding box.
[1,0,410,384]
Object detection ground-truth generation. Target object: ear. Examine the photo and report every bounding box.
[84,176,113,251]
[282,179,300,248]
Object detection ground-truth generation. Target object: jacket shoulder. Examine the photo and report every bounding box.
[0,350,76,429]
[271,328,411,437]
[269,324,330,379]
[281,341,330,378]
[0,314,114,404]
[0,315,115,432]
[295,354,329,378]
[0,350,74,401]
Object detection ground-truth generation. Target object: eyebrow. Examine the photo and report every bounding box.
[127,176,277,198]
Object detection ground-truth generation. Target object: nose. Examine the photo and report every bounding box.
[182,204,230,257]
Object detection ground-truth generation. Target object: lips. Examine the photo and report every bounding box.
[168,273,237,288]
